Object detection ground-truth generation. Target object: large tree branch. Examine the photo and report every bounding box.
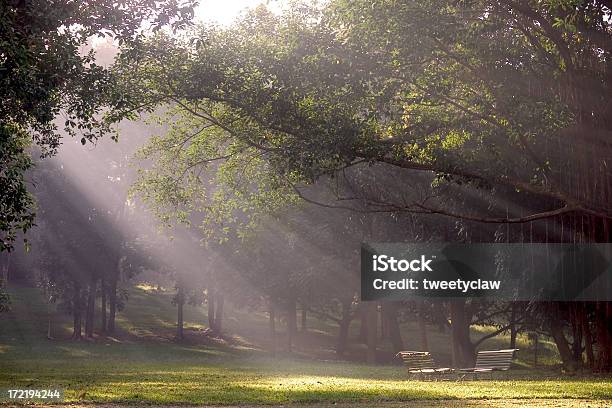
[502,0,575,71]
[292,180,606,224]
[473,318,524,348]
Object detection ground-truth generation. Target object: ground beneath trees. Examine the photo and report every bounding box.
[2,285,610,407]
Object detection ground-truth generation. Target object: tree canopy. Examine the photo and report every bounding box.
[112,0,611,238]
[0,0,196,251]
[107,0,612,370]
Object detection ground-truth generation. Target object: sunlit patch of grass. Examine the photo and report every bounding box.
[54,346,95,357]
[135,283,162,292]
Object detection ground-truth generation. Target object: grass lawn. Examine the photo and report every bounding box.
[1,284,611,405]
[2,344,612,405]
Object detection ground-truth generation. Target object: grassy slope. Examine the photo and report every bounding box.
[0,284,610,405]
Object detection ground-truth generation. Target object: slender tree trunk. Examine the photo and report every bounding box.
[450,299,475,368]
[100,277,107,333]
[107,272,118,334]
[380,305,386,340]
[73,309,82,339]
[269,299,276,356]
[582,303,594,368]
[365,301,378,364]
[176,286,185,341]
[215,293,224,332]
[595,301,611,372]
[434,301,447,333]
[382,302,403,353]
[85,279,96,338]
[570,303,583,366]
[510,302,518,349]
[207,287,216,331]
[336,298,353,357]
[418,300,429,351]
[47,315,52,339]
[607,302,612,371]
[287,298,297,352]
[287,298,297,335]
[359,304,368,342]
[72,285,82,340]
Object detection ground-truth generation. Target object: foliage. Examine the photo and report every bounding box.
[0,0,196,251]
[112,0,611,230]
[0,288,10,312]
[129,101,300,240]
[0,127,34,251]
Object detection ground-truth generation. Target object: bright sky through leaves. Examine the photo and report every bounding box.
[195,0,285,25]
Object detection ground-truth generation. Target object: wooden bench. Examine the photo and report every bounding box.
[458,348,518,379]
[396,351,452,379]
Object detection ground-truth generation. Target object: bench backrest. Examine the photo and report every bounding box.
[474,349,518,371]
[396,351,436,370]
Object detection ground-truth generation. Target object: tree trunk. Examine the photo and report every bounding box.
[207,287,216,331]
[72,285,82,340]
[546,302,579,371]
[607,302,612,371]
[365,301,378,364]
[582,303,594,368]
[359,304,368,342]
[380,305,386,340]
[595,301,611,372]
[215,292,224,332]
[100,277,107,333]
[433,301,447,333]
[287,298,297,352]
[269,299,276,356]
[85,279,96,338]
[47,314,52,339]
[336,298,353,357]
[73,309,82,339]
[418,300,429,351]
[510,302,518,349]
[450,299,475,368]
[570,303,584,366]
[107,273,118,334]
[569,302,582,368]
[382,302,403,353]
[549,312,576,371]
[176,286,185,340]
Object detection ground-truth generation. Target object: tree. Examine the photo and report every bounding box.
[110,1,610,224]
[29,157,122,339]
[0,0,196,252]
[109,0,612,369]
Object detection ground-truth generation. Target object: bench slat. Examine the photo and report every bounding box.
[473,349,517,371]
